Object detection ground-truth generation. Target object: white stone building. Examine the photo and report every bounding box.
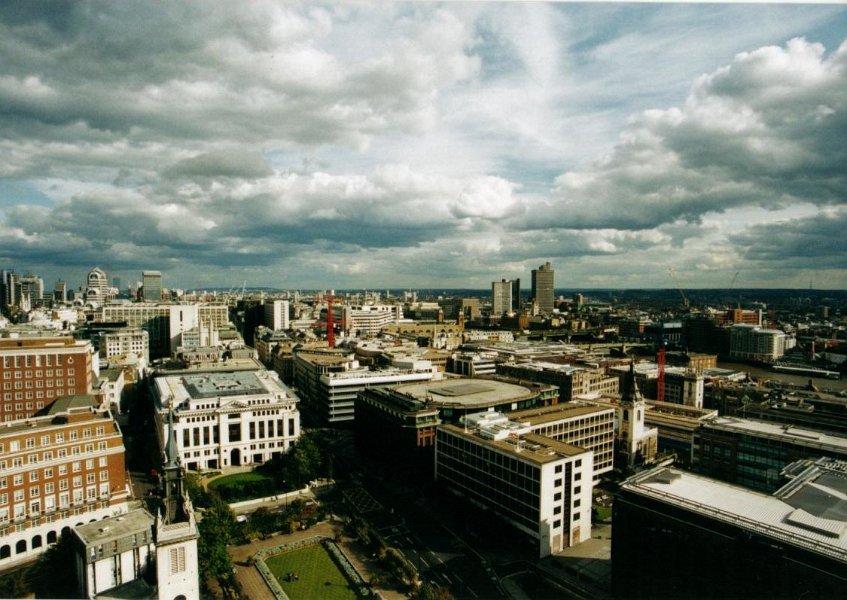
[152,368,300,470]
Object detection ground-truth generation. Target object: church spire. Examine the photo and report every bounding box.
[164,406,179,469]
[621,360,643,405]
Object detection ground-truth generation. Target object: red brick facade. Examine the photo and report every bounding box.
[0,338,94,421]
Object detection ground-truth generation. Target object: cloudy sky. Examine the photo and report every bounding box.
[1,1,846,292]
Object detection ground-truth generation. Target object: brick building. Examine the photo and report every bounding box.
[0,337,94,422]
[0,396,129,569]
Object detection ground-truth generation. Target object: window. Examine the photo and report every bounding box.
[573,512,580,521]
[169,547,186,574]
[13,475,22,486]
[98,456,107,467]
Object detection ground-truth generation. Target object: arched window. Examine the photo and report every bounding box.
[31,535,42,549]
[623,409,629,421]
[47,531,58,544]
[0,545,10,559]
[15,540,26,554]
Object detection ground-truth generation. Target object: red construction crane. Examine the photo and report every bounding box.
[326,290,335,349]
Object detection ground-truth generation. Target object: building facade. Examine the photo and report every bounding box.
[729,324,789,362]
[100,302,229,358]
[613,462,847,599]
[531,262,555,315]
[0,397,130,569]
[692,415,847,492]
[497,362,619,403]
[293,350,436,425]
[435,413,593,558]
[491,279,513,316]
[509,403,616,480]
[141,271,163,303]
[0,337,94,422]
[151,368,301,470]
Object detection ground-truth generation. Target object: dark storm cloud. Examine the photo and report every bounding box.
[730,208,847,269]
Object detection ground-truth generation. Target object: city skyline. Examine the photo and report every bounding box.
[1,2,845,290]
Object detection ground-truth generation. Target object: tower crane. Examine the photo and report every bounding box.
[667,267,690,309]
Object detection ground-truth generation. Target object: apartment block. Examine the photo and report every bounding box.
[0,396,129,569]
[0,337,94,421]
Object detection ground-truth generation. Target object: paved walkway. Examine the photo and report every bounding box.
[228,519,408,600]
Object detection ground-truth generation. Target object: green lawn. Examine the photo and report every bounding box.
[208,472,270,488]
[265,544,357,600]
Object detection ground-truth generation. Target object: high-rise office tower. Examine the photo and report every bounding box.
[531,262,555,314]
[492,279,513,316]
[511,278,521,311]
[54,279,67,303]
[142,270,163,302]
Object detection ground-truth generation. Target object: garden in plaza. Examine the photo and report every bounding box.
[256,537,370,600]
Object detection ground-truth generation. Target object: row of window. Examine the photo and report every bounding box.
[1,471,109,503]
[3,367,76,380]
[0,427,107,454]
[0,442,110,468]
[1,354,72,368]
[1,458,109,487]
[0,484,111,521]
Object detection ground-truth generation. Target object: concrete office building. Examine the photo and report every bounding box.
[435,412,593,558]
[264,300,290,331]
[692,415,847,492]
[0,337,95,421]
[613,460,847,599]
[330,304,403,337]
[393,376,557,423]
[729,323,789,362]
[100,302,229,358]
[293,350,436,425]
[531,262,555,315]
[101,328,150,365]
[85,268,110,304]
[151,368,300,470]
[643,400,718,466]
[53,280,67,304]
[449,351,497,377]
[498,362,619,403]
[0,396,130,570]
[141,271,163,303]
[509,403,616,480]
[491,279,513,316]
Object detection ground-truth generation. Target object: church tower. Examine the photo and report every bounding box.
[619,362,647,468]
[155,408,200,600]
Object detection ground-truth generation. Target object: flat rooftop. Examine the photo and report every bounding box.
[440,424,587,464]
[622,465,847,563]
[702,416,847,451]
[182,372,266,398]
[509,402,613,426]
[396,377,536,408]
[75,509,154,547]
